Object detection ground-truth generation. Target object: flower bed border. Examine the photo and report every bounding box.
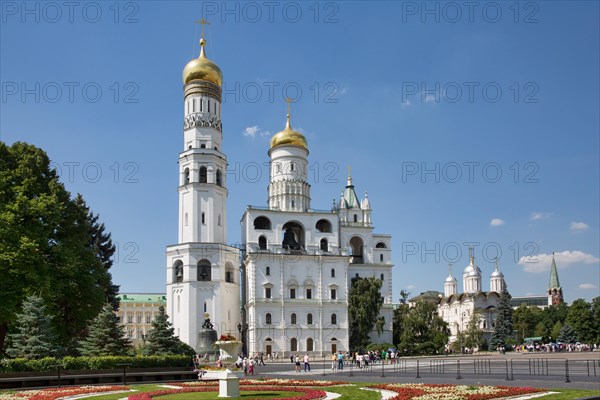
[1,385,128,400]
[173,378,348,387]
[128,385,327,400]
[369,383,544,400]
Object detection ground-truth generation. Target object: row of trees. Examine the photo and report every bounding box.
[513,297,600,345]
[8,294,194,359]
[352,277,600,354]
[0,141,194,359]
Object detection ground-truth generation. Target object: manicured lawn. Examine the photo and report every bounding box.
[155,391,302,399]
[71,384,166,400]
[2,380,598,400]
[541,388,600,399]
[324,385,380,400]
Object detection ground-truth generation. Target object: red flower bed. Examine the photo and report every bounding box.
[128,385,326,400]
[370,383,543,400]
[174,378,347,387]
[8,386,128,400]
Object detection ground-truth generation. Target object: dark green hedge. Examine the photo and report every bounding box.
[0,355,191,373]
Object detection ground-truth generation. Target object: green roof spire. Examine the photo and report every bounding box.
[343,166,360,208]
[548,253,561,289]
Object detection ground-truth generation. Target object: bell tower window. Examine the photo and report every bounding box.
[200,166,207,183]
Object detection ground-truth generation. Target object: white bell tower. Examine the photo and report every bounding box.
[166,23,240,350]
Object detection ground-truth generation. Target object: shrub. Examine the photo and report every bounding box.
[366,343,395,352]
[0,355,191,373]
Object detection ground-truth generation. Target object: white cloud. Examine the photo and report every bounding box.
[242,126,271,139]
[579,283,598,290]
[407,284,416,289]
[490,218,505,227]
[401,100,412,108]
[530,212,552,221]
[518,250,600,273]
[243,126,260,138]
[570,221,589,232]
[423,93,438,103]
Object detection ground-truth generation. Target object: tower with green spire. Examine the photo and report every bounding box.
[547,253,564,306]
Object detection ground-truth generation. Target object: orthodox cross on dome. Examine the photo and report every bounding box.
[448,263,453,276]
[284,97,295,115]
[494,257,499,270]
[196,18,210,38]
[284,97,296,128]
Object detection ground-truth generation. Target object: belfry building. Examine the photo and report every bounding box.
[166,32,394,355]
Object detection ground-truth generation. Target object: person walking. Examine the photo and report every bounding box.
[295,355,301,372]
[259,353,266,366]
[248,358,255,375]
[303,354,310,372]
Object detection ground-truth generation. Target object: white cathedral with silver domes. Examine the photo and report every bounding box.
[437,247,506,343]
[166,30,393,356]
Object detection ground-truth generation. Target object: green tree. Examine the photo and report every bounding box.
[489,286,513,349]
[6,295,58,359]
[144,306,195,356]
[537,303,568,337]
[348,277,384,350]
[0,141,119,354]
[558,323,578,344]
[566,299,594,343]
[550,321,563,342]
[400,301,449,354]
[591,297,600,343]
[77,195,120,310]
[392,290,411,346]
[513,304,543,342]
[78,303,130,356]
[0,142,65,353]
[463,312,483,350]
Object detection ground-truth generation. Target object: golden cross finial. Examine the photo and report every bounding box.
[448,263,453,276]
[196,18,210,38]
[284,97,294,115]
[347,166,351,177]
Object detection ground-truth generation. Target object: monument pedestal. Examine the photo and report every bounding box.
[218,370,240,398]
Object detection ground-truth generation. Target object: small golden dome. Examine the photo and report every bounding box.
[182,38,223,86]
[269,114,308,151]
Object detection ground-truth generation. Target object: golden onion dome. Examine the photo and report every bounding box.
[269,114,308,152]
[182,38,223,86]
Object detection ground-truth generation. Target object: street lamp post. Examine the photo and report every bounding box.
[237,323,249,356]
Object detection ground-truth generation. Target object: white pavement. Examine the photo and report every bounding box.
[361,387,398,400]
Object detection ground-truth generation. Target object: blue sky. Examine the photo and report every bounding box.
[1,1,598,303]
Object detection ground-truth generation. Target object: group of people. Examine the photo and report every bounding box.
[515,342,598,353]
[329,350,399,370]
[234,353,267,375]
[289,353,311,372]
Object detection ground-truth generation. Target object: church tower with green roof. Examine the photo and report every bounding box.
[547,253,564,306]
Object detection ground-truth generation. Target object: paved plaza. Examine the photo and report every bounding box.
[236,352,600,391]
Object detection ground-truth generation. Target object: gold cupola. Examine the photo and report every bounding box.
[182,37,223,86]
[269,113,308,152]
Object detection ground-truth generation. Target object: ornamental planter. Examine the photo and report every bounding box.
[214,340,242,362]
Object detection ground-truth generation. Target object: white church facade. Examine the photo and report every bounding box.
[241,124,394,355]
[437,248,505,343]
[166,31,393,355]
